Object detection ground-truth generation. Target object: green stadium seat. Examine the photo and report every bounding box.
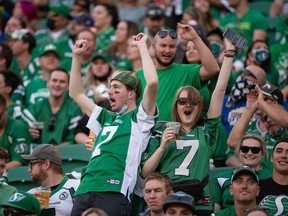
[210,166,235,178]
[57,144,91,174]
[8,165,39,191]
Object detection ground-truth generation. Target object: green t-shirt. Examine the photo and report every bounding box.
[0,117,31,164]
[211,206,236,216]
[24,79,49,107]
[8,103,25,121]
[96,26,115,52]
[9,55,40,87]
[0,183,17,216]
[220,8,268,61]
[22,97,82,145]
[75,104,157,201]
[136,63,203,121]
[144,116,220,211]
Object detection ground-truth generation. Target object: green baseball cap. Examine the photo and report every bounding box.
[0,191,41,216]
[231,166,259,184]
[49,4,71,18]
[111,71,142,98]
[39,44,60,59]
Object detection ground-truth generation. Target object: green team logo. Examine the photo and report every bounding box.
[259,195,288,216]
[59,192,68,200]
[9,193,25,202]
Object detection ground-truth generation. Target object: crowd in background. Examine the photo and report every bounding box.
[0,0,287,215]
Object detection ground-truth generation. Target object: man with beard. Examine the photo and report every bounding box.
[139,172,173,216]
[256,137,288,216]
[136,23,219,121]
[211,166,260,216]
[21,144,80,216]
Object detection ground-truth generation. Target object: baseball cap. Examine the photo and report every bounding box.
[145,4,163,19]
[8,29,36,50]
[163,191,195,213]
[50,4,71,18]
[260,83,284,105]
[273,137,288,151]
[231,166,259,184]
[111,71,142,99]
[0,191,41,216]
[72,13,94,27]
[39,44,60,59]
[21,144,62,166]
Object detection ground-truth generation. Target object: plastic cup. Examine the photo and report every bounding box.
[33,122,44,136]
[34,187,50,209]
[166,122,181,141]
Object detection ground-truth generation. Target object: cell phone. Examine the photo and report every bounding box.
[223,28,247,49]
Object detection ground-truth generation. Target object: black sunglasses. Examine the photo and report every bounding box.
[49,114,57,131]
[29,160,42,169]
[158,30,178,39]
[240,146,261,154]
[242,68,257,80]
[3,209,31,216]
[177,97,200,106]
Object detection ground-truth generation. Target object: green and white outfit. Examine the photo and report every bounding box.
[96,27,115,52]
[143,116,220,211]
[22,97,82,145]
[75,104,158,201]
[0,117,31,164]
[23,79,49,107]
[28,177,80,216]
[136,63,203,121]
[8,103,25,121]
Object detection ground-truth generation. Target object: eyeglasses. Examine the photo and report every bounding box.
[242,68,257,80]
[29,160,41,169]
[3,209,31,216]
[240,146,261,154]
[49,114,57,131]
[177,97,200,106]
[157,30,178,39]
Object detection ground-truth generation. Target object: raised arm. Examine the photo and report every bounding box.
[227,90,258,149]
[133,33,158,115]
[177,23,220,82]
[207,39,235,118]
[69,39,95,117]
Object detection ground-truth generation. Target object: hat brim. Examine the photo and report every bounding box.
[163,201,195,213]
[40,51,60,59]
[232,170,258,184]
[21,154,38,161]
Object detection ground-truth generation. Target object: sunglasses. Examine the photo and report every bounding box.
[158,30,178,39]
[242,68,257,80]
[240,146,261,154]
[177,97,200,106]
[29,160,41,169]
[49,114,57,131]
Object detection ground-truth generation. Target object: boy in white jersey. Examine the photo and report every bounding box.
[69,33,158,216]
[21,144,80,216]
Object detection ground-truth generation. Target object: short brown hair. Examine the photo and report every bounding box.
[144,172,173,194]
[0,147,9,162]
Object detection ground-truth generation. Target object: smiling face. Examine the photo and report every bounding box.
[185,41,200,64]
[271,142,288,175]
[230,174,260,204]
[47,70,69,99]
[239,138,263,169]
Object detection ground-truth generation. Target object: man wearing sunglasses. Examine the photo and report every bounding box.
[21,144,80,216]
[256,137,288,216]
[22,68,82,146]
[0,191,41,216]
[136,23,220,122]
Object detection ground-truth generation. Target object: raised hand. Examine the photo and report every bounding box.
[131,33,147,47]
[246,88,258,111]
[177,23,198,41]
[73,39,89,56]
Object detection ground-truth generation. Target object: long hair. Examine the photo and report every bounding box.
[172,86,204,126]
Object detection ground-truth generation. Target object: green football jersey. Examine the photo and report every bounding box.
[22,97,82,145]
[0,117,31,164]
[75,104,157,201]
[8,103,25,121]
[144,116,220,211]
[211,206,236,216]
[136,63,202,121]
[96,26,115,52]
[24,79,49,107]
